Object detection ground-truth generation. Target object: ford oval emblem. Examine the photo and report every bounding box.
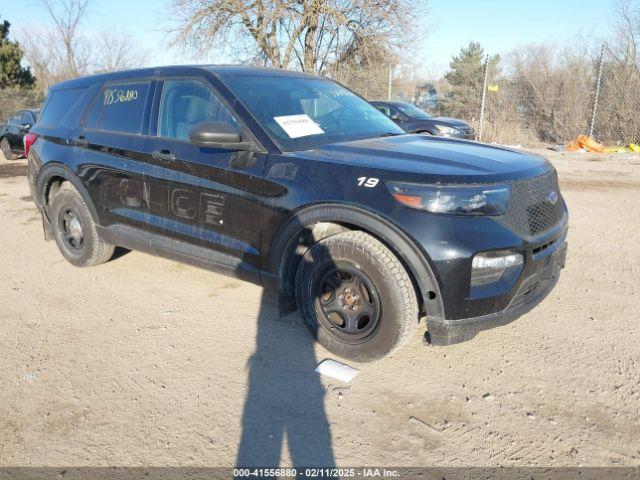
[547,190,559,205]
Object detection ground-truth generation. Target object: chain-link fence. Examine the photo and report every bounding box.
[457,51,596,145]
[330,64,393,102]
[592,49,640,144]
[339,45,640,146]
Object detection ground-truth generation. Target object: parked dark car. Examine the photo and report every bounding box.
[371,101,474,139]
[27,66,567,361]
[1,109,39,160]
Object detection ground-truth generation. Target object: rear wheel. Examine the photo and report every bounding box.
[1,138,16,160]
[296,231,419,362]
[50,183,115,267]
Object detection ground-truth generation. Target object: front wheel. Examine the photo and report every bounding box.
[296,231,419,362]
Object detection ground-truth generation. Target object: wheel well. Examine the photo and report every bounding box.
[277,220,433,317]
[43,175,68,207]
[37,166,102,238]
[278,220,349,294]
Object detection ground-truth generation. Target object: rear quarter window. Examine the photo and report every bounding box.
[84,82,150,134]
[39,88,86,127]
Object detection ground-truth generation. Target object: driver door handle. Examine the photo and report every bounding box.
[152,150,176,162]
[73,136,88,147]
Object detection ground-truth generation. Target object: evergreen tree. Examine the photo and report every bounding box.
[0,17,36,89]
[439,42,499,119]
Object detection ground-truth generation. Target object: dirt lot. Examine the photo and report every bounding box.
[0,149,639,468]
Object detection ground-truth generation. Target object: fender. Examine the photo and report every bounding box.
[36,162,101,228]
[267,203,445,321]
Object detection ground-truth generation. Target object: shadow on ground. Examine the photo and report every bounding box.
[235,290,336,468]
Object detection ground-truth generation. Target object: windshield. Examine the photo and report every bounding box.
[221,75,404,152]
[395,103,433,119]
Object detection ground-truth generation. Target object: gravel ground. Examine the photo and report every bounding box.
[0,149,639,468]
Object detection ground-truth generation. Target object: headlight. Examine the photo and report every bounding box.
[387,182,511,215]
[435,124,461,135]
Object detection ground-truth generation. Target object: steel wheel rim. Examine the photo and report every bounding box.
[59,208,84,251]
[313,265,382,343]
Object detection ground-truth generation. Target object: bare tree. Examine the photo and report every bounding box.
[19,0,147,89]
[18,0,92,89]
[611,0,640,65]
[588,0,640,143]
[94,30,149,73]
[39,0,92,77]
[19,25,79,89]
[167,0,427,74]
[500,43,594,143]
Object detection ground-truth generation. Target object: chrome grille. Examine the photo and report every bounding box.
[497,170,566,238]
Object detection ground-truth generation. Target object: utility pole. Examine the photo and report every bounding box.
[589,44,605,138]
[478,55,489,142]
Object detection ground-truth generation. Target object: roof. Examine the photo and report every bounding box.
[49,65,323,91]
[205,65,322,78]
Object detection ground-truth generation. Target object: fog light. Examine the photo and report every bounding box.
[471,250,523,287]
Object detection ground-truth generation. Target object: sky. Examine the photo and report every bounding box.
[3,0,617,78]
[422,0,613,75]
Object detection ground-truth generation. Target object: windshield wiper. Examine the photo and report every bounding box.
[347,132,404,143]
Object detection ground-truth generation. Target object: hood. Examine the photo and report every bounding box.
[431,116,470,128]
[294,134,551,183]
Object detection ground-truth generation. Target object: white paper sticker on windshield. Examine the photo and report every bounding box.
[274,114,324,138]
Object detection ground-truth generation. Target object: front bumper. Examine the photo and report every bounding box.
[427,240,567,345]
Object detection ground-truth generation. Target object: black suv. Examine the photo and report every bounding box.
[1,109,39,160]
[371,101,474,139]
[27,66,567,361]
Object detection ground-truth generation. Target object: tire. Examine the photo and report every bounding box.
[295,230,419,362]
[1,137,17,160]
[50,183,115,267]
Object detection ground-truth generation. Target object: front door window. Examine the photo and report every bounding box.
[157,79,238,142]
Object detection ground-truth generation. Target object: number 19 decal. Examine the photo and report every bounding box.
[357,177,379,188]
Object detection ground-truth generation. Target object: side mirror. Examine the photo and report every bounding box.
[189,121,252,151]
[20,123,32,131]
[390,114,402,123]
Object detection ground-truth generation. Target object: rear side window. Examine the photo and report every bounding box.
[85,82,150,134]
[39,88,86,127]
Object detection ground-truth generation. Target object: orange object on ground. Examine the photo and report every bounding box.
[567,135,605,153]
